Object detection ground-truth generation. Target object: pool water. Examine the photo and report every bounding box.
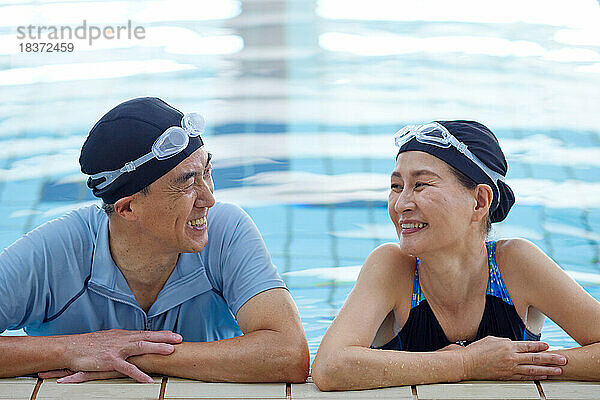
[1,0,600,359]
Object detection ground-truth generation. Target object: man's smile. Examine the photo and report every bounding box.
[187,216,207,230]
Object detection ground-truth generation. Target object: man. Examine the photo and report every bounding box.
[0,97,309,383]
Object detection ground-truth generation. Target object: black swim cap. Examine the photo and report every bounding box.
[396,120,514,223]
[80,97,203,204]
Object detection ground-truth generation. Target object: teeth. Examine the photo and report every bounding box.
[401,222,428,229]
[187,217,206,227]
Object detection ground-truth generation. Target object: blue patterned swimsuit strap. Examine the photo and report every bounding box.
[485,240,513,305]
[411,259,424,308]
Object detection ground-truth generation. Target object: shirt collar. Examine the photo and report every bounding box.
[89,213,214,316]
[89,216,138,304]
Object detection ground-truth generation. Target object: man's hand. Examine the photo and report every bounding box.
[39,369,127,383]
[461,336,567,381]
[44,329,182,383]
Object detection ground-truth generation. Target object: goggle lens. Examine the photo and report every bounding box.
[419,124,446,140]
[182,113,205,137]
[394,126,414,147]
[394,123,451,148]
[152,127,190,160]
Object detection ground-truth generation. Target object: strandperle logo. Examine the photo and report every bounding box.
[16,20,146,45]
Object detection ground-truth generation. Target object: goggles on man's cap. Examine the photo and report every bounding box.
[89,113,205,190]
[394,122,505,195]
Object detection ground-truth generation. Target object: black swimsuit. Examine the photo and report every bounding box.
[377,241,540,352]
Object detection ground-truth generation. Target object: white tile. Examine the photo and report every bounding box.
[36,377,162,400]
[164,378,286,399]
[0,377,38,399]
[541,381,600,400]
[416,381,540,400]
[291,382,414,399]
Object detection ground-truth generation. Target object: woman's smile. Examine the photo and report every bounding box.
[399,221,429,234]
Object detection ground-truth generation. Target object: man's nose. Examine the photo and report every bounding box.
[195,182,215,209]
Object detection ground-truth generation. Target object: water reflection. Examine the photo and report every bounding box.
[0,0,599,356]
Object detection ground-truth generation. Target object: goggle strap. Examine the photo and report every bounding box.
[396,122,506,188]
[89,151,156,190]
[88,112,205,190]
[128,152,155,171]
[457,142,506,184]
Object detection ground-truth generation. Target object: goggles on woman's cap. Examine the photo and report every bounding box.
[90,112,205,190]
[394,122,505,194]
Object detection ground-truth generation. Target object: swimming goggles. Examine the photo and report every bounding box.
[394,122,505,193]
[90,113,205,190]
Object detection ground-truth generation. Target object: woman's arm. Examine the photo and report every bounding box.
[502,239,600,381]
[311,243,563,390]
[312,244,463,390]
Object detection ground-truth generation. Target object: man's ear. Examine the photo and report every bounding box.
[473,184,493,223]
[113,195,137,221]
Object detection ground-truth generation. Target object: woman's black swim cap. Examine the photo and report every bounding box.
[396,120,514,223]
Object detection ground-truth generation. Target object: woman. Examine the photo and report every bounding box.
[312,121,600,390]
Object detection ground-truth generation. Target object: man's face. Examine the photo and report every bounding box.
[131,147,215,254]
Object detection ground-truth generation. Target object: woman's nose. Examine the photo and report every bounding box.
[394,188,414,214]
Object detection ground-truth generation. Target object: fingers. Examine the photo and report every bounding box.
[38,369,74,379]
[136,330,182,344]
[57,372,87,383]
[113,360,155,383]
[518,352,567,366]
[57,370,126,383]
[123,341,176,357]
[514,341,549,353]
[515,365,563,378]
[513,375,548,381]
[436,344,463,352]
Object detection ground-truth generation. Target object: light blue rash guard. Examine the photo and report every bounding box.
[0,202,286,341]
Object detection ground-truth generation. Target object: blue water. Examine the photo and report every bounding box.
[1,0,600,360]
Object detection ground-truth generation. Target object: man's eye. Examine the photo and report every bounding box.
[182,178,195,189]
[415,182,428,189]
[391,184,403,191]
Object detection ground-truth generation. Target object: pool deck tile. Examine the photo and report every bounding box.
[415,380,540,400]
[291,381,414,399]
[35,377,162,400]
[163,378,286,399]
[540,381,600,400]
[0,377,38,399]
[3,378,600,399]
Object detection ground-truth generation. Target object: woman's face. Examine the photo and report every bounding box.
[388,151,478,256]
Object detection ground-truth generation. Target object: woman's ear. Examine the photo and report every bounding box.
[472,184,493,222]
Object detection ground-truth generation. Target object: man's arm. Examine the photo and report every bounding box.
[0,330,183,382]
[133,288,308,382]
[54,288,309,383]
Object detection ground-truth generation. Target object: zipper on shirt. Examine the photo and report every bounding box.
[88,286,149,329]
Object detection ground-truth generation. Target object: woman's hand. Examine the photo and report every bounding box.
[460,336,567,381]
